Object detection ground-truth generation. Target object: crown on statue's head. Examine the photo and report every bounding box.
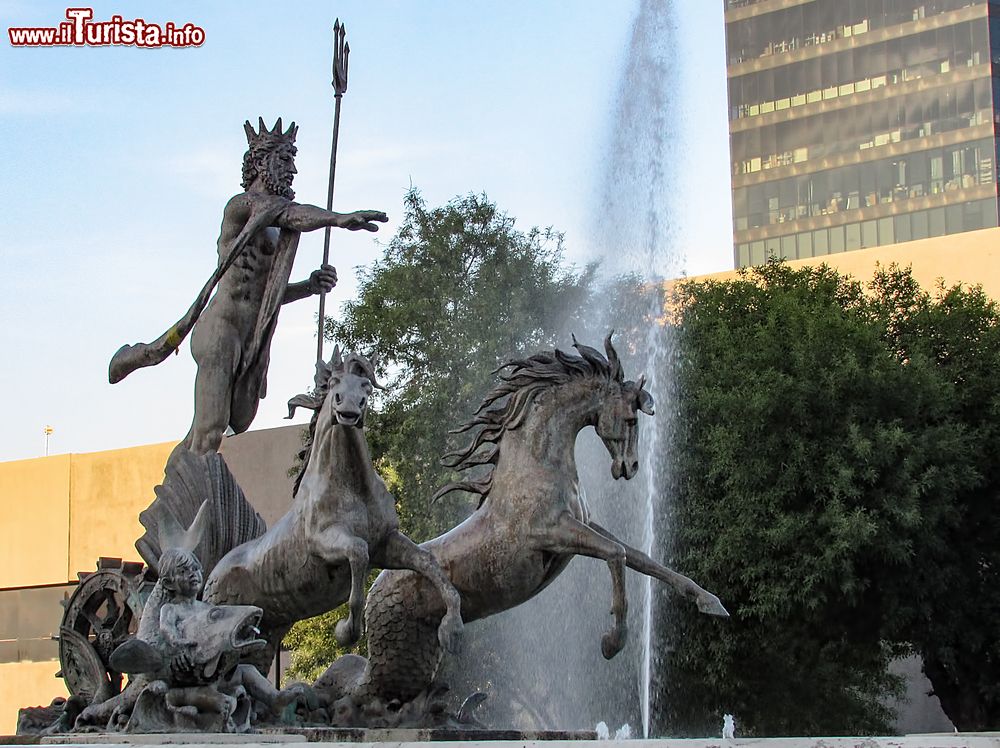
[243,116,298,148]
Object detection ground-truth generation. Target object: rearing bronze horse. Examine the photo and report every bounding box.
[200,348,464,668]
[340,334,728,704]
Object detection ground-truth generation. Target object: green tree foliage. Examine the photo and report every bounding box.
[867,270,1000,731]
[283,607,352,684]
[285,189,594,686]
[656,262,984,736]
[283,573,377,683]
[326,188,595,540]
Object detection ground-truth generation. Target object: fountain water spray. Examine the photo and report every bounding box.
[592,0,683,737]
[441,1,687,733]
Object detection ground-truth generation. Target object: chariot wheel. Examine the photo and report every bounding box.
[57,558,149,704]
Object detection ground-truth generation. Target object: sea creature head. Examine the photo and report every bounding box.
[111,603,266,684]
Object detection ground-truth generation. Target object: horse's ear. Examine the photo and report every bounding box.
[637,382,655,416]
[313,360,331,390]
[604,331,623,382]
[362,349,387,391]
[330,345,343,369]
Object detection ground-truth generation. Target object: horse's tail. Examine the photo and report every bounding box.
[359,570,445,703]
[136,448,266,580]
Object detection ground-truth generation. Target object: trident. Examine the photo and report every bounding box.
[316,19,349,362]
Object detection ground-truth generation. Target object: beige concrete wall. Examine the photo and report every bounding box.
[699,227,1000,296]
[0,659,66,735]
[67,441,176,577]
[0,426,302,733]
[219,425,302,526]
[0,426,304,588]
[0,455,71,589]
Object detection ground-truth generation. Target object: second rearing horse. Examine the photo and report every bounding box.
[201,347,463,667]
[348,334,728,704]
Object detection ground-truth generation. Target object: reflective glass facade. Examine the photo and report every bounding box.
[725,0,1000,266]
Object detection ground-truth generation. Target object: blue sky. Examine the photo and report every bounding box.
[0,1,732,461]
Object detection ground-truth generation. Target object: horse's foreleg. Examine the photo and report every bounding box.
[315,527,369,647]
[376,531,464,654]
[588,521,729,618]
[531,513,628,659]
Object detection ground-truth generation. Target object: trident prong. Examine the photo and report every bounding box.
[333,19,349,97]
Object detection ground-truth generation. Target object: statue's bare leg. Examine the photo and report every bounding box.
[229,365,265,434]
[231,664,278,705]
[77,678,142,729]
[588,521,729,617]
[376,531,464,654]
[185,326,241,455]
[231,665,316,718]
[168,685,237,723]
[531,513,628,659]
[314,526,369,647]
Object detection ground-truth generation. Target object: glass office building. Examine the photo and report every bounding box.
[725,0,1000,267]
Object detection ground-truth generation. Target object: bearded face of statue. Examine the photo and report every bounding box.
[258,144,297,199]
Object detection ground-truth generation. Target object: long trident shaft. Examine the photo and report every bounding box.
[316,19,350,362]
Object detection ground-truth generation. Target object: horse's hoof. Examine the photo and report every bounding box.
[697,593,730,618]
[438,615,464,655]
[334,618,358,647]
[601,629,626,659]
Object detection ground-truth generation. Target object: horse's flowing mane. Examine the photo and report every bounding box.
[433,334,626,507]
[286,348,381,498]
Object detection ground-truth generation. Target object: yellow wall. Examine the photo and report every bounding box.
[68,442,175,577]
[0,455,71,589]
[0,429,302,733]
[691,226,1000,295]
[0,660,66,735]
[0,443,175,590]
[0,427,299,591]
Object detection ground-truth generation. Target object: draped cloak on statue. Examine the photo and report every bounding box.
[109,194,301,435]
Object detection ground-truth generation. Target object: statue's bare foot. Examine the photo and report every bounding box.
[76,703,111,730]
[148,680,168,696]
[334,616,363,647]
[437,612,464,655]
[601,625,627,660]
[276,682,317,715]
[696,591,730,617]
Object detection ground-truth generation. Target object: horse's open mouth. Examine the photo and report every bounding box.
[231,609,266,651]
[335,409,362,426]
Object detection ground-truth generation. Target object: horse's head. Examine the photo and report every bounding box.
[286,346,383,428]
[590,336,655,481]
[325,347,378,427]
